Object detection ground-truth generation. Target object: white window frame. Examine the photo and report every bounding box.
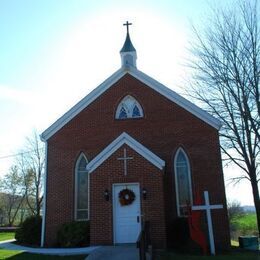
[174,148,193,217]
[115,95,144,119]
[74,153,89,221]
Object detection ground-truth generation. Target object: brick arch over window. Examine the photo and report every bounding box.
[115,95,144,119]
[75,153,89,220]
[174,148,193,217]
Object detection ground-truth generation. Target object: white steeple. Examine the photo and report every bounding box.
[120,21,137,68]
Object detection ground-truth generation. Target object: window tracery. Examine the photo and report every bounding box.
[174,148,193,217]
[75,153,89,220]
[115,95,143,119]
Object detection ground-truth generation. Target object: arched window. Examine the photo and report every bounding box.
[174,148,192,217]
[75,153,89,220]
[115,95,143,119]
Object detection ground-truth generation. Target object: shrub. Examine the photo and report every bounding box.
[15,215,42,246]
[168,217,203,254]
[168,217,190,249]
[57,221,90,248]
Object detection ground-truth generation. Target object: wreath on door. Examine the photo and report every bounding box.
[119,188,136,206]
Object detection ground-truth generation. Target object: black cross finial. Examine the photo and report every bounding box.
[123,21,132,34]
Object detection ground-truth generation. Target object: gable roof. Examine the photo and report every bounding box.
[86,132,165,173]
[41,66,221,141]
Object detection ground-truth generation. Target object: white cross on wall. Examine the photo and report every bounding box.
[117,148,133,176]
[192,191,223,255]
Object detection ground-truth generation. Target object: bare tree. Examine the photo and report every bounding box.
[0,166,25,226]
[188,0,260,235]
[17,131,45,216]
[227,200,245,220]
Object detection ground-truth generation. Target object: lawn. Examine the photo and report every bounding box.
[1,231,256,260]
[231,213,258,236]
[0,232,87,259]
[0,233,15,242]
[156,251,260,260]
[0,249,87,259]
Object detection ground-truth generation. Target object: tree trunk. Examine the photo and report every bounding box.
[36,185,40,216]
[250,175,260,237]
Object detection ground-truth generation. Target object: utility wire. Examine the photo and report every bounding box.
[0,148,45,160]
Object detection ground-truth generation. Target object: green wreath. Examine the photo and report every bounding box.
[119,188,136,206]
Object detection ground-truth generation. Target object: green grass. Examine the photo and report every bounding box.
[0,249,21,259]
[231,213,258,236]
[0,249,87,259]
[156,251,260,260]
[0,232,87,259]
[0,233,15,242]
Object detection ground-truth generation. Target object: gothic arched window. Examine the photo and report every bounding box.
[75,153,89,220]
[115,95,143,119]
[174,148,193,217]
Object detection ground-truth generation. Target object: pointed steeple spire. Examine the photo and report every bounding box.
[120,21,137,68]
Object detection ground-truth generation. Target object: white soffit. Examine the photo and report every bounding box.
[41,67,221,141]
[86,132,165,173]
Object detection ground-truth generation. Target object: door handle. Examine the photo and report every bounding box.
[137,216,140,223]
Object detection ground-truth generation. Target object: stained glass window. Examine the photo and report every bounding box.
[132,105,141,117]
[75,154,89,220]
[175,149,192,216]
[115,95,143,119]
[119,107,127,119]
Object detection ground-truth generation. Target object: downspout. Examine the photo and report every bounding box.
[40,138,48,247]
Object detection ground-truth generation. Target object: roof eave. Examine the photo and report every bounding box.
[41,68,126,141]
[41,66,221,141]
[86,132,165,173]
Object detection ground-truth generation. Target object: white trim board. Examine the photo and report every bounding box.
[41,66,221,141]
[40,141,48,247]
[86,132,165,173]
[41,68,126,141]
[128,68,221,130]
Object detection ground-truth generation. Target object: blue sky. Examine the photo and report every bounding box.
[0,0,254,205]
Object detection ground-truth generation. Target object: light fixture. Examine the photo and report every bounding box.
[142,188,147,200]
[104,189,109,201]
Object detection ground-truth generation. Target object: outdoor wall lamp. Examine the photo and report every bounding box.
[142,188,147,200]
[104,189,109,201]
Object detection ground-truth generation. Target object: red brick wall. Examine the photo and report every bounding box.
[44,73,230,250]
[90,145,166,248]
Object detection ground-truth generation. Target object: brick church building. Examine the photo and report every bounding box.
[40,23,230,251]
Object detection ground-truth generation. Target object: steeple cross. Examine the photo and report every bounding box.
[117,148,133,176]
[123,21,132,34]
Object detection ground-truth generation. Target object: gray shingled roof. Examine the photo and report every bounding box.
[120,33,136,53]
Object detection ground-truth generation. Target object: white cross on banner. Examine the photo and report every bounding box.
[192,191,223,255]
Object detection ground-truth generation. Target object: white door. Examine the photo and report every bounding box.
[113,183,141,244]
